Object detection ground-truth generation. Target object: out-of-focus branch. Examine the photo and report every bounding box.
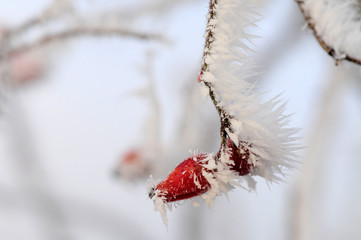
[115,50,163,180]
[0,0,166,88]
[11,0,74,35]
[289,66,346,240]
[9,27,162,57]
[6,99,73,240]
[91,0,203,28]
[296,0,361,66]
[0,184,155,240]
[253,3,304,85]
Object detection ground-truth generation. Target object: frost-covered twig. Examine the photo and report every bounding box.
[199,0,298,181]
[296,0,361,66]
[199,0,232,146]
[150,0,299,225]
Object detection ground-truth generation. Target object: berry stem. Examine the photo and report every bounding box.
[201,0,233,148]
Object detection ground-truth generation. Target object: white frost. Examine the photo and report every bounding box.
[203,0,298,187]
[302,0,361,59]
[152,192,168,226]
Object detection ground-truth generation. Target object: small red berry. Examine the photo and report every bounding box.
[116,149,151,179]
[152,153,212,202]
[122,150,142,165]
[226,138,253,176]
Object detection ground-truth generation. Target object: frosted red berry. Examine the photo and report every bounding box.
[226,138,253,176]
[150,139,255,204]
[153,153,212,203]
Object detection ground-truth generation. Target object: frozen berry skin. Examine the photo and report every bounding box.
[154,154,211,203]
[226,138,253,176]
[151,139,254,203]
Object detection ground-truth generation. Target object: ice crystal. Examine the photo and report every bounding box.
[302,0,361,59]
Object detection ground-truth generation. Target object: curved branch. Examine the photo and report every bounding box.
[9,27,162,57]
[296,0,361,66]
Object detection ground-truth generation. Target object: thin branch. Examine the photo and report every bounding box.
[101,0,203,26]
[289,66,346,240]
[11,17,44,36]
[11,0,73,35]
[6,98,74,240]
[296,0,361,66]
[9,27,162,57]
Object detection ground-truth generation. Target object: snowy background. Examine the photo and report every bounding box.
[0,0,360,240]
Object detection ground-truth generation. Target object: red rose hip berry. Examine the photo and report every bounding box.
[150,153,212,203]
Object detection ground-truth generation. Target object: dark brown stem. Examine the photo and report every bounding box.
[201,0,217,73]
[201,0,233,147]
[296,0,361,66]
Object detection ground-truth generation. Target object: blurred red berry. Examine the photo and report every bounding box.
[122,150,142,165]
[10,52,44,86]
[117,149,151,179]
